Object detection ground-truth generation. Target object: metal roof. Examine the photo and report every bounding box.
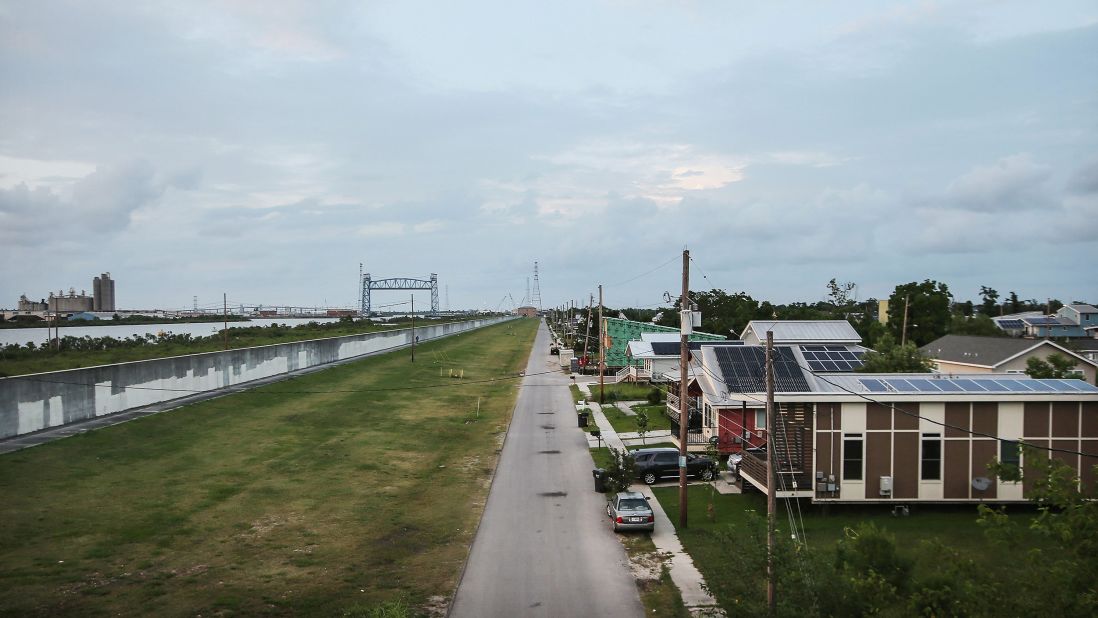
[1065,303,1098,314]
[741,320,861,344]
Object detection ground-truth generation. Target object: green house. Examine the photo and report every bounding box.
[602,317,725,368]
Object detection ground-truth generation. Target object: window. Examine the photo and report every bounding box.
[1001,440,1021,467]
[843,433,863,481]
[755,409,766,432]
[704,403,713,428]
[921,433,942,480]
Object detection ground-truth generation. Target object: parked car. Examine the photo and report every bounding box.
[631,447,718,485]
[606,491,655,532]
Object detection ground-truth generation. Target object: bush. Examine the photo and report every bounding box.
[646,388,662,404]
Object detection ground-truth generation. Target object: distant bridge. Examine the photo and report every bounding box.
[361,273,439,316]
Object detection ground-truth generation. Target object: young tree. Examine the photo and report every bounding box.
[949,313,1004,337]
[858,333,934,373]
[1025,353,1080,379]
[635,410,649,446]
[603,447,636,494]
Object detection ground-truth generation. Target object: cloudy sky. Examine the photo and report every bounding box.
[2,1,1096,312]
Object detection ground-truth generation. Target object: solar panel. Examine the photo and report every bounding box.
[950,379,987,392]
[713,346,811,392]
[799,345,865,373]
[996,319,1025,329]
[1020,380,1058,392]
[859,378,888,392]
[994,379,1034,391]
[905,378,942,391]
[979,380,1011,392]
[933,380,964,392]
[1025,317,1061,326]
[884,379,916,391]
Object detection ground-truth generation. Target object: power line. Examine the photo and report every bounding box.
[604,254,680,288]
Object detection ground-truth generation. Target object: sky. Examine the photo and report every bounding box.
[1,0,1096,313]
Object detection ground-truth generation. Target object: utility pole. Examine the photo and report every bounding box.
[223,293,228,350]
[411,294,415,362]
[678,249,690,528]
[901,295,911,346]
[582,294,593,373]
[766,330,777,615]
[598,284,605,404]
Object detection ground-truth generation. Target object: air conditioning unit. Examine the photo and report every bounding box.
[880,476,893,496]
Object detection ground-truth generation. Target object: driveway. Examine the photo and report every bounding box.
[449,320,643,617]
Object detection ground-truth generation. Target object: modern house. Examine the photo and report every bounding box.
[624,335,738,383]
[666,342,1098,503]
[994,304,1098,339]
[921,335,1098,384]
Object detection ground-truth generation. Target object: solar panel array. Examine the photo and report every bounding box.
[858,377,1098,394]
[800,345,864,372]
[1024,317,1062,326]
[713,346,811,392]
[995,319,1025,329]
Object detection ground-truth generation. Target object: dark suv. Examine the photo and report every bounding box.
[631,447,717,485]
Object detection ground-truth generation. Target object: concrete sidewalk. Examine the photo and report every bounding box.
[585,398,725,617]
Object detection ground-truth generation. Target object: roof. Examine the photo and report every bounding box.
[920,335,1098,369]
[1065,304,1098,314]
[741,320,861,344]
[690,343,1098,402]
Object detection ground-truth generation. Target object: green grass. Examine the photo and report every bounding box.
[617,535,689,618]
[0,316,485,377]
[652,485,1049,615]
[0,319,539,616]
[569,384,585,404]
[600,404,673,434]
[593,382,661,403]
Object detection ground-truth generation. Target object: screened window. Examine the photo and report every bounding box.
[1001,440,1021,467]
[755,409,766,432]
[704,403,713,428]
[843,433,863,481]
[921,433,942,480]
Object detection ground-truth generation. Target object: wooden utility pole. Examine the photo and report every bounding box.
[678,249,690,528]
[900,295,911,346]
[582,294,593,370]
[598,284,605,404]
[766,330,777,615]
[410,294,415,362]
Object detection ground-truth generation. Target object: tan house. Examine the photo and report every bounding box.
[920,335,1098,384]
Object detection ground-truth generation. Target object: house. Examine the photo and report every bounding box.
[994,304,1098,339]
[920,335,1098,384]
[624,334,739,383]
[739,320,862,346]
[666,341,1098,503]
[601,317,725,371]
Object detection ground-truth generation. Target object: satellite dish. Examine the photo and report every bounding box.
[972,477,992,492]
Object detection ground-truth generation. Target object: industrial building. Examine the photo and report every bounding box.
[48,289,93,313]
[93,272,116,311]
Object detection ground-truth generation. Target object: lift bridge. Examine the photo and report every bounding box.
[361,272,439,316]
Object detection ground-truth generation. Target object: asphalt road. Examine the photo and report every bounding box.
[450,320,644,618]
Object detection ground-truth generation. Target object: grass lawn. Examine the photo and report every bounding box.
[600,403,673,434]
[593,382,661,403]
[0,316,485,377]
[0,319,539,616]
[652,485,1048,615]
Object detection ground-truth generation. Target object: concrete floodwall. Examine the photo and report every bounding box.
[0,317,514,439]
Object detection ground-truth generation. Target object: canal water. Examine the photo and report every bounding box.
[0,318,346,347]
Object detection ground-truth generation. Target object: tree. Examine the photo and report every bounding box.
[887,280,952,347]
[981,446,1098,616]
[858,333,934,373]
[979,285,1000,316]
[603,447,636,494]
[949,313,1004,337]
[1007,291,1021,314]
[1025,353,1079,379]
[635,410,649,446]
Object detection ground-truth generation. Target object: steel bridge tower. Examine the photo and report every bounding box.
[361,272,439,316]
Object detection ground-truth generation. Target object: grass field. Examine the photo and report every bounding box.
[0,316,483,377]
[653,485,1048,615]
[0,318,539,617]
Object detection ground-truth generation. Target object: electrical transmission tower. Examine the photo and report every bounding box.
[531,261,543,311]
